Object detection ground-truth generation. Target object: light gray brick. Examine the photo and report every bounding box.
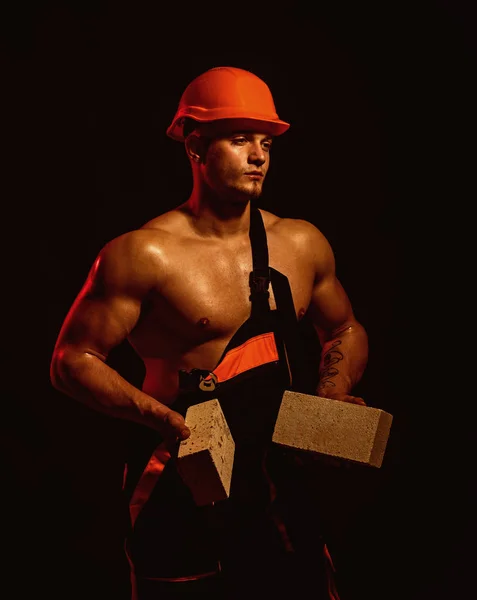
[177,399,235,505]
[272,391,393,467]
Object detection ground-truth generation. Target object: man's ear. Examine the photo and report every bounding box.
[185,134,203,163]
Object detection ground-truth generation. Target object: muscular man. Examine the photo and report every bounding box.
[50,66,369,599]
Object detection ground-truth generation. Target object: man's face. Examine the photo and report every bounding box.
[200,130,272,202]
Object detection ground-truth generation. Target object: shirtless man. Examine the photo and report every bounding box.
[50,66,369,600]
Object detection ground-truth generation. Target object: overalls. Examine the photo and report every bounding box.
[123,208,340,599]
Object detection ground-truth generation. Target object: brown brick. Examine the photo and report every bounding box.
[272,391,393,468]
[177,399,235,505]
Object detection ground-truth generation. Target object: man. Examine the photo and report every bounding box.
[50,66,369,599]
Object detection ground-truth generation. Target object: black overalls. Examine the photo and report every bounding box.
[123,208,340,599]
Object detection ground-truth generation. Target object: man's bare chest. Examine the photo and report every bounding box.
[132,239,314,353]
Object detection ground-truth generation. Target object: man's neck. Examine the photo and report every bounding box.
[182,194,253,239]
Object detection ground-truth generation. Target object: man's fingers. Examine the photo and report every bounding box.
[163,410,191,440]
[325,393,367,406]
[347,396,367,406]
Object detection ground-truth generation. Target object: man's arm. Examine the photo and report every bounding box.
[50,231,190,444]
[305,225,369,405]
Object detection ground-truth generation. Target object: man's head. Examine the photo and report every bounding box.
[167,67,289,203]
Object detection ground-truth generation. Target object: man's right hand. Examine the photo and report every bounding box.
[162,409,191,451]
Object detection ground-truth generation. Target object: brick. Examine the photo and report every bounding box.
[177,399,235,506]
[272,391,393,468]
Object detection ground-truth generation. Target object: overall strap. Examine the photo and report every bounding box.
[271,268,314,393]
[248,207,271,316]
[248,207,312,392]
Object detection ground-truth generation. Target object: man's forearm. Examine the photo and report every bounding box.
[51,350,174,431]
[316,323,369,397]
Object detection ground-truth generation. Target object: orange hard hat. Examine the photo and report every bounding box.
[166,66,290,142]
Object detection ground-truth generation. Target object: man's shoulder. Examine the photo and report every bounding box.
[101,210,186,254]
[260,209,324,241]
[102,227,166,253]
[94,226,175,281]
[91,225,179,291]
[140,208,186,233]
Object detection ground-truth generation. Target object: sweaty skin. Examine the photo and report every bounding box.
[50,128,369,450]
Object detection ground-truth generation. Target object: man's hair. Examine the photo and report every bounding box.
[182,117,200,140]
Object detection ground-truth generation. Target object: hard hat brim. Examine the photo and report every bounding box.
[167,115,290,142]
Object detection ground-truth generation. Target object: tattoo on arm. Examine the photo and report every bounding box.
[318,340,343,389]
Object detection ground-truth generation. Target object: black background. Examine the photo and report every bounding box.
[2,1,475,599]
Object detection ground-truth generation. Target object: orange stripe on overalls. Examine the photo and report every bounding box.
[204,332,279,384]
[128,442,171,527]
[324,543,341,600]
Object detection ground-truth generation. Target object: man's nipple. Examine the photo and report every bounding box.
[197,317,210,327]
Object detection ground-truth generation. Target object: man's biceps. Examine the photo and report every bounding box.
[312,279,347,311]
[67,302,127,343]
[310,292,352,331]
[82,292,138,320]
